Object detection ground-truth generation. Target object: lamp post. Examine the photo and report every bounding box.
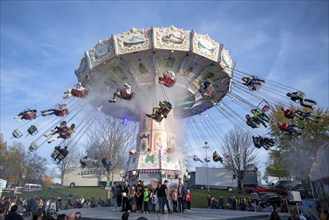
[203,141,210,192]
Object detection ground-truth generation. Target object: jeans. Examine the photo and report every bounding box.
[158,197,163,212]
[161,197,171,213]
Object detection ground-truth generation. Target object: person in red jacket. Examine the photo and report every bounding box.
[63,83,88,99]
[41,104,69,117]
[281,107,295,119]
[14,109,37,122]
[278,122,304,135]
[158,70,176,87]
[186,189,192,212]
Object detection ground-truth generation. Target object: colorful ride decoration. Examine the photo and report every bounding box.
[75,26,235,184]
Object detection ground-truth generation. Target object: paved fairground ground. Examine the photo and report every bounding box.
[55,207,290,220]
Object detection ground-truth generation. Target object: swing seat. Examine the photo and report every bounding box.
[159,76,176,88]
[60,132,71,139]
[204,157,210,163]
[27,125,38,136]
[23,111,37,120]
[129,149,137,155]
[193,156,199,162]
[71,89,88,98]
[51,149,60,159]
[29,141,38,152]
[120,91,135,100]
[205,87,215,97]
[262,104,270,112]
[55,108,69,117]
[12,129,23,138]
[296,91,306,99]
[154,114,163,122]
[160,101,172,115]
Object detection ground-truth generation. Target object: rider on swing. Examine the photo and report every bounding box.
[252,136,275,150]
[246,114,267,128]
[281,106,320,123]
[213,151,223,163]
[146,101,172,122]
[52,146,69,164]
[278,122,304,136]
[251,108,270,123]
[44,121,75,143]
[108,83,134,103]
[14,109,37,122]
[242,75,266,91]
[158,70,176,87]
[287,91,317,109]
[41,104,69,117]
[63,82,88,99]
[193,155,204,163]
[198,79,215,98]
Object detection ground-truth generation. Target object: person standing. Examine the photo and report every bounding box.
[4,205,23,220]
[135,189,143,213]
[207,195,212,209]
[160,180,172,214]
[177,182,185,213]
[186,190,192,212]
[121,181,130,212]
[150,189,157,213]
[269,205,281,220]
[143,187,149,214]
[172,189,178,212]
[111,182,118,211]
[116,184,122,212]
[155,182,162,213]
[129,185,136,212]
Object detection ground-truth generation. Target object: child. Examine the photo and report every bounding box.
[143,187,149,214]
[172,189,178,212]
[186,189,192,211]
[150,189,157,213]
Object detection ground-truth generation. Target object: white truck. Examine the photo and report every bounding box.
[189,167,238,190]
[0,179,7,197]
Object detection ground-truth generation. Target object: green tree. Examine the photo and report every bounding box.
[0,138,48,186]
[266,105,329,182]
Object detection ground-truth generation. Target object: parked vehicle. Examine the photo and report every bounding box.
[273,180,299,190]
[23,183,42,192]
[189,167,238,189]
[258,193,283,208]
[288,184,312,199]
[244,186,286,194]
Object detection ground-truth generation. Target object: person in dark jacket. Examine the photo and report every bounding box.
[5,205,23,220]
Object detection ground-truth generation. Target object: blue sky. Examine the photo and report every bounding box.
[1,1,328,178]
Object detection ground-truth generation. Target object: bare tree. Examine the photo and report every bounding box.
[221,126,258,190]
[56,140,81,185]
[25,152,48,184]
[84,116,136,180]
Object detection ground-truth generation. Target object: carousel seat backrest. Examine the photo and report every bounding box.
[120,91,135,100]
[29,141,38,152]
[27,125,38,135]
[12,129,23,138]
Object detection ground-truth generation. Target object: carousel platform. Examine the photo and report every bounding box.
[57,207,290,220]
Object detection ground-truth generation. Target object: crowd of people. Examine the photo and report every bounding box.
[0,195,100,220]
[1,185,328,220]
[207,194,278,211]
[111,180,192,215]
